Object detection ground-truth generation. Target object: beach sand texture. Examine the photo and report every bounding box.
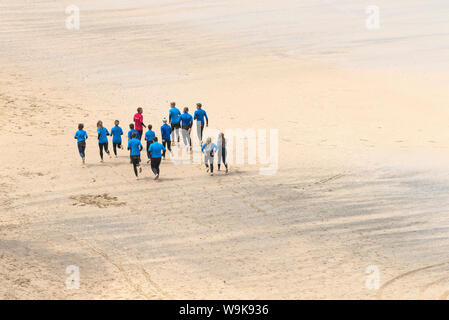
[1,0,449,299]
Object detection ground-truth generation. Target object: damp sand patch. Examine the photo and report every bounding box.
[70,193,125,208]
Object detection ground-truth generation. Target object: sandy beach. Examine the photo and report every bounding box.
[1,0,449,299]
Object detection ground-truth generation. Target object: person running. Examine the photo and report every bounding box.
[217,132,228,173]
[180,107,193,150]
[127,132,143,179]
[128,123,140,140]
[97,120,111,162]
[168,102,181,145]
[194,103,208,143]
[160,117,172,159]
[148,137,165,180]
[201,137,217,176]
[74,123,88,164]
[110,120,124,157]
[144,124,155,162]
[133,107,146,140]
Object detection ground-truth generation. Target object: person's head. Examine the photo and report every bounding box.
[196,103,202,109]
[114,120,119,126]
[183,107,189,113]
[162,117,167,123]
[131,132,137,139]
[153,136,158,142]
[129,123,134,129]
[97,120,103,128]
[78,123,84,130]
[206,137,212,145]
[137,107,143,114]
[219,132,224,139]
[148,124,152,130]
[170,102,176,108]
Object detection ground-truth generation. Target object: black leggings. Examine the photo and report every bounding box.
[137,130,143,141]
[146,141,153,159]
[113,142,121,156]
[162,140,171,158]
[77,141,86,158]
[217,147,227,169]
[131,155,141,176]
[151,157,161,175]
[99,142,110,160]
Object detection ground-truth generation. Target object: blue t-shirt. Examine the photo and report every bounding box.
[161,124,172,141]
[128,138,142,156]
[97,127,109,143]
[75,130,88,142]
[145,130,155,142]
[201,143,218,154]
[194,109,208,124]
[110,126,123,143]
[169,107,181,124]
[148,142,166,158]
[128,129,140,140]
[180,113,193,127]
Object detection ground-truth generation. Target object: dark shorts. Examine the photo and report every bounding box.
[171,123,180,130]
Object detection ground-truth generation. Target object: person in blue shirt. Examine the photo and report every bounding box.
[128,123,140,140]
[148,137,166,180]
[194,103,208,143]
[97,120,111,162]
[201,137,218,176]
[144,124,156,162]
[180,107,193,150]
[217,132,228,173]
[127,132,143,179]
[160,117,172,159]
[110,120,124,157]
[74,123,88,164]
[168,102,181,145]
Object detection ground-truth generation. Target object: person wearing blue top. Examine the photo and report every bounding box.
[217,132,228,173]
[144,124,156,162]
[168,102,181,144]
[201,137,218,176]
[127,132,143,179]
[194,103,208,143]
[160,117,172,159]
[97,120,111,162]
[128,123,140,140]
[180,107,193,149]
[74,123,88,164]
[110,120,124,157]
[148,137,166,180]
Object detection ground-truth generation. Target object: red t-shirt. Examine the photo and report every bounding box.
[134,113,143,130]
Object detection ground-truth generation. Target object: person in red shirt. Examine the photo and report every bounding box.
[133,107,146,140]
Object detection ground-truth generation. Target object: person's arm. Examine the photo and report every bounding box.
[205,111,208,126]
[194,111,197,120]
[127,141,131,151]
[168,112,172,124]
[201,144,206,152]
[74,133,77,140]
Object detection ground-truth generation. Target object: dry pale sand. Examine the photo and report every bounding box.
[1,0,449,299]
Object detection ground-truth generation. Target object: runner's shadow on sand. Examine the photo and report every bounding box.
[85,161,130,168]
[138,176,183,182]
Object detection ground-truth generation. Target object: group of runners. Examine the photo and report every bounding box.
[74,103,228,180]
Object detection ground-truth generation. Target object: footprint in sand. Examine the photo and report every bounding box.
[69,193,125,208]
